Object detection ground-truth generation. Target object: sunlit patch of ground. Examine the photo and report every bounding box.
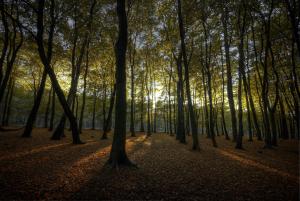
[0,128,298,200]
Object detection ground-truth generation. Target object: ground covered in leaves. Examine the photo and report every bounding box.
[0,128,299,200]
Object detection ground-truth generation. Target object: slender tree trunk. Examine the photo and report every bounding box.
[129,50,135,137]
[177,0,199,149]
[1,78,11,126]
[102,84,107,131]
[0,17,23,105]
[285,0,300,57]
[249,17,263,140]
[92,89,97,130]
[279,96,289,139]
[236,4,246,149]
[102,84,116,139]
[220,46,229,140]
[222,6,237,141]
[202,69,210,138]
[36,0,82,144]
[44,87,52,128]
[49,88,55,131]
[79,43,90,133]
[140,76,145,132]
[4,78,14,126]
[245,86,253,141]
[261,3,274,148]
[146,62,151,136]
[0,1,9,85]
[176,58,186,143]
[22,69,47,137]
[51,0,95,140]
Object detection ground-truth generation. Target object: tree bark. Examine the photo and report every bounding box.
[222,5,237,141]
[102,84,116,139]
[22,69,47,137]
[236,3,246,149]
[108,0,133,167]
[177,0,199,149]
[44,86,52,128]
[0,1,9,85]
[140,74,145,132]
[79,43,90,133]
[36,0,82,144]
[175,55,186,143]
[49,87,55,131]
[4,78,14,126]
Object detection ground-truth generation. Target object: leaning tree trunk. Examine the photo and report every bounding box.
[108,0,133,167]
[36,0,82,144]
[1,78,11,126]
[22,69,47,137]
[0,16,23,105]
[52,0,95,140]
[4,78,14,126]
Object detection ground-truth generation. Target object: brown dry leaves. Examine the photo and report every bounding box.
[0,128,299,200]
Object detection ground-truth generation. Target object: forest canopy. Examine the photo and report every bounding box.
[0,0,299,154]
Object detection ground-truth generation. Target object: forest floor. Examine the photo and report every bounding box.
[0,128,299,201]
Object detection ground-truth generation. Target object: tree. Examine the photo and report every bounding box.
[221,1,238,142]
[34,0,83,144]
[177,0,199,150]
[108,0,133,167]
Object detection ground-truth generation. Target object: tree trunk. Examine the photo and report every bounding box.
[168,65,173,135]
[261,2,274,148]
[51,0,95,140]
[4,78,14,126]
[177,0,199,149]
[236,4,246,149]
[102,84,116,139]
[140,75,145,132]
[1,78,11,126]
[108,0,133,167]
[129,48,135,137]
[220,46,229,140]
[79,43,90,133]
[146,62,151,136]
[44,86,52,128]
[222,6,237,141]
[285,0,300,57]
[0,1,9,85]
[36,0,82,144]
[176,57,186,143]
[49,88,55,131]
[279,96,289,139]
[0,15,23,105]
[22,69,47,137]
[92,89,97,130]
